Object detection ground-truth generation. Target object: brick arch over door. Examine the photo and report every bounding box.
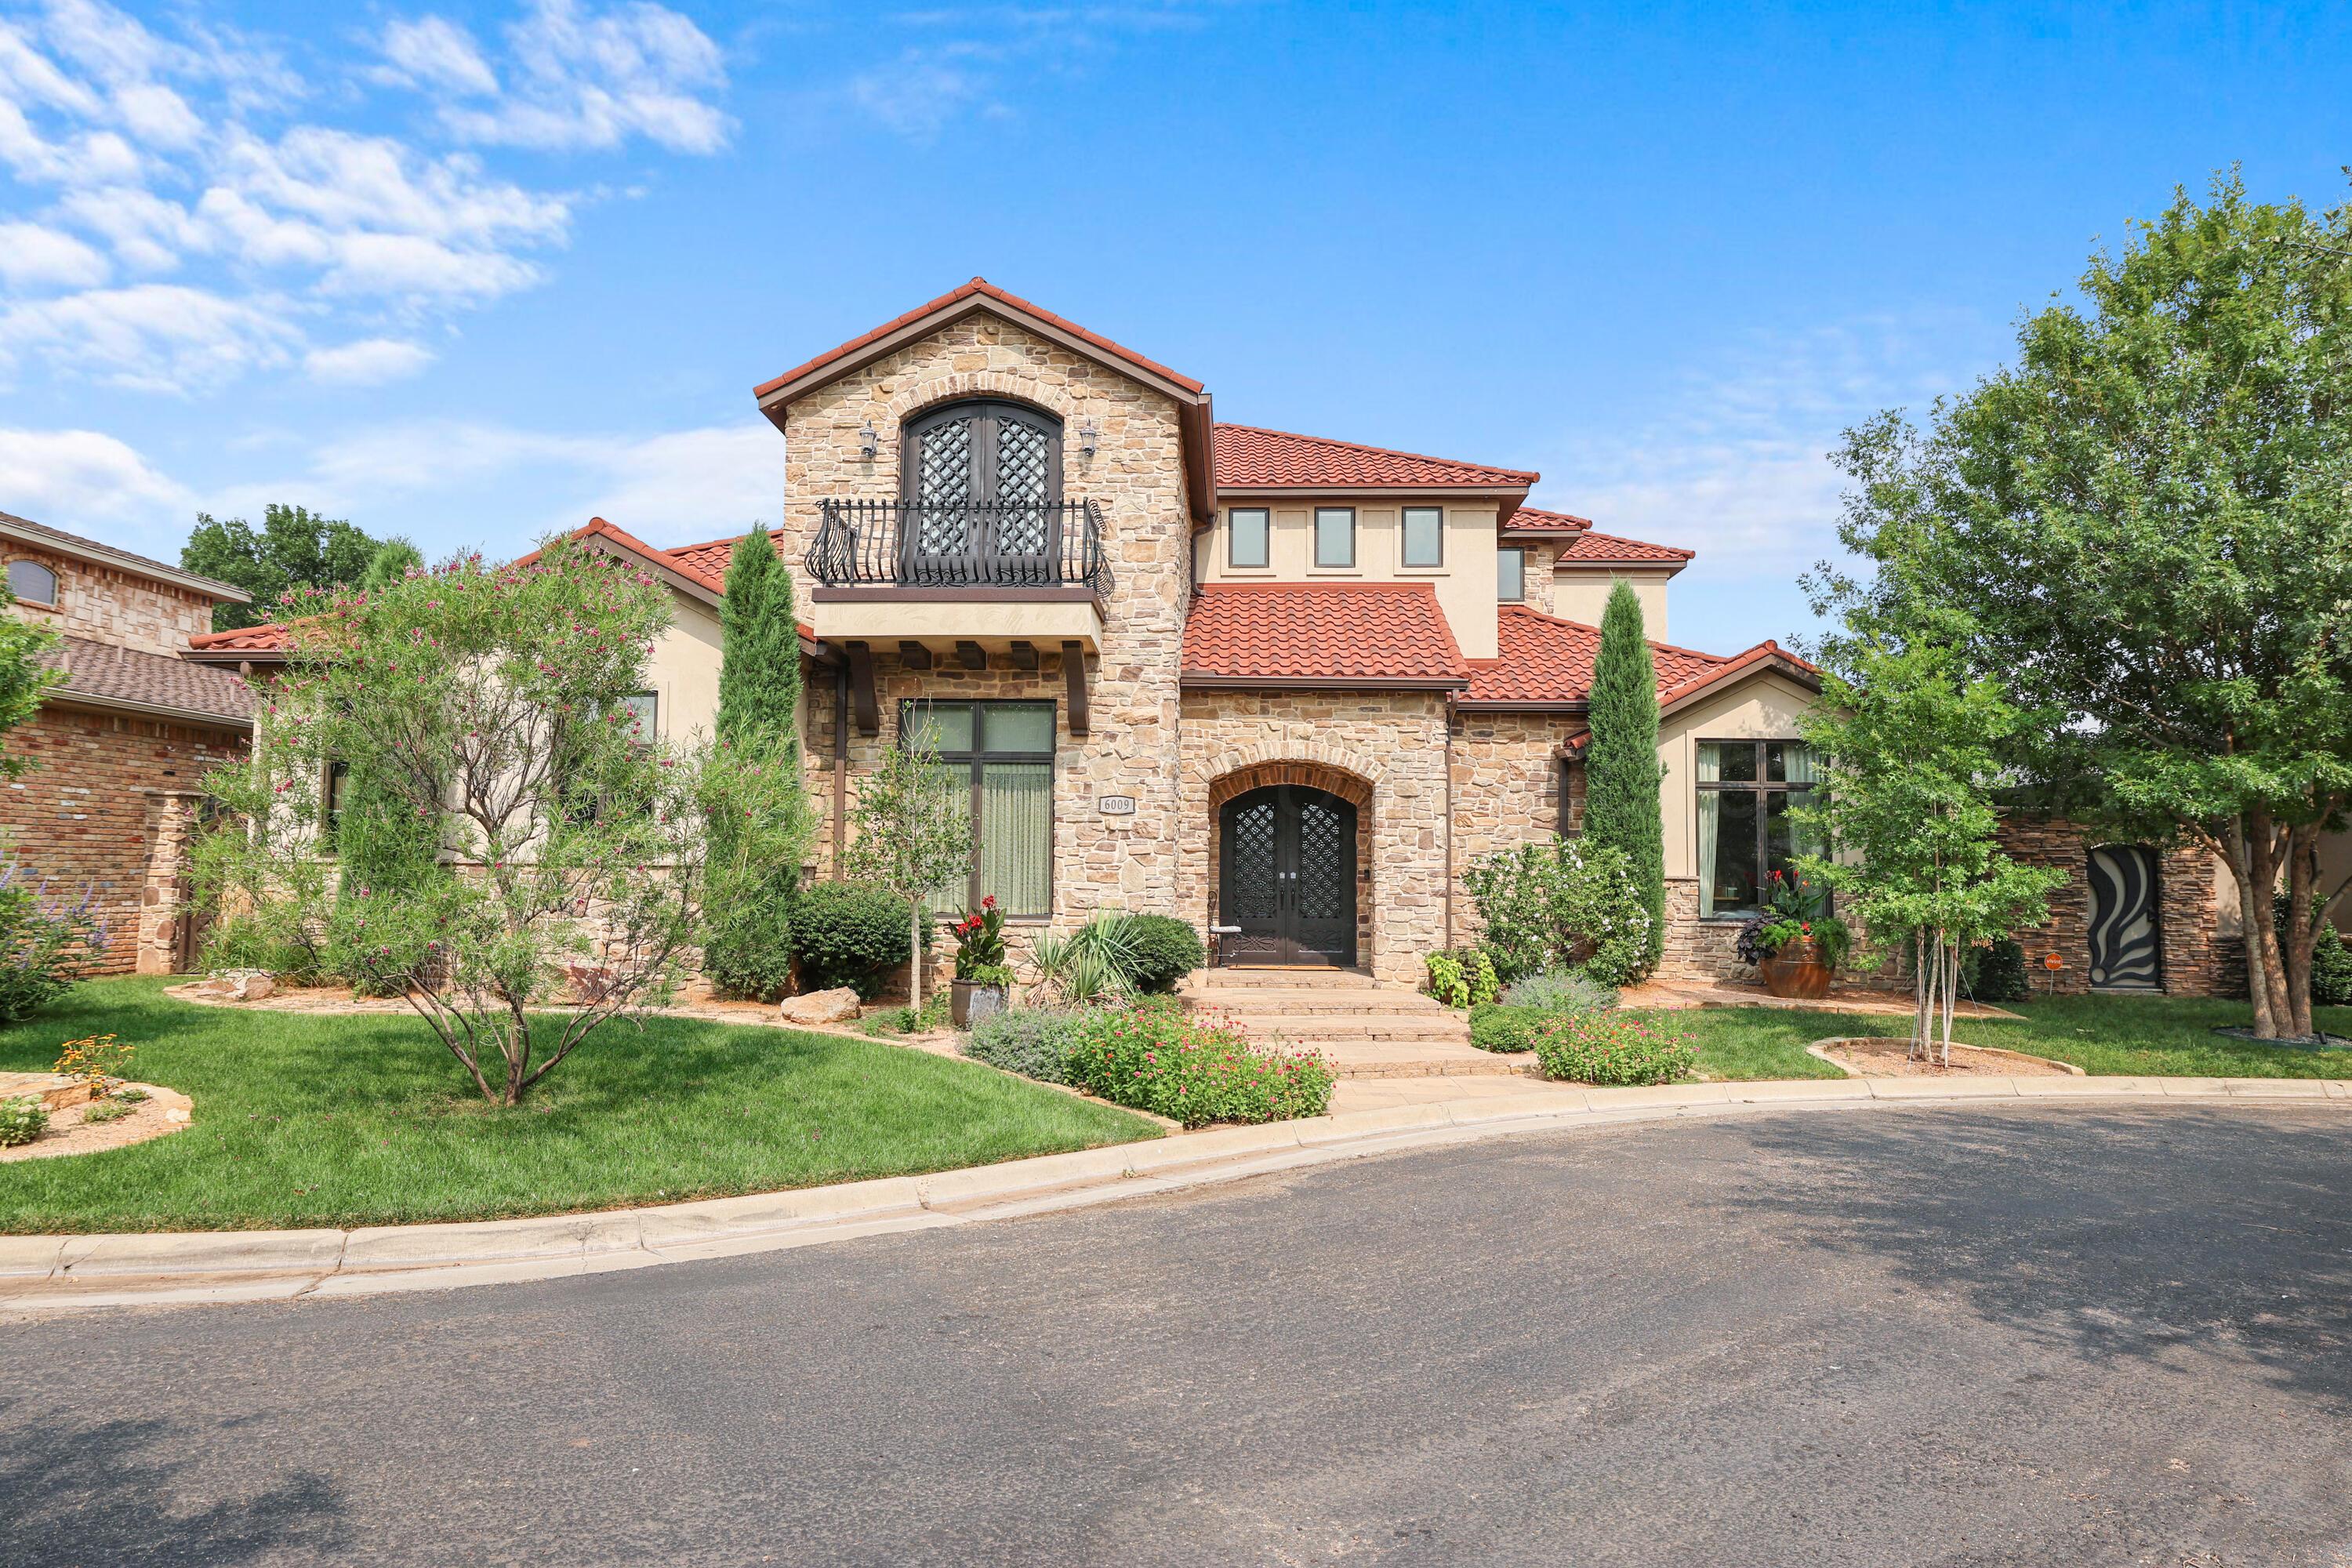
[1206,758,1377,967]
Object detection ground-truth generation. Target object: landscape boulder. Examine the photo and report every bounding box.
[777,988,861,1025]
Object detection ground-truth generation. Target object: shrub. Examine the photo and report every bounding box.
[0,870,107,1022]
[1462,837,1653,985]
[1065,1007,1334,1127]
[1530,1009,1696,1086]
[964,1006,1090,1084]
[1425,947,1500,1008]
[0,1094,46,1146]
[1501,970,1617,1013]
[1111,913,1205,994]
[793,881,914,999]
[1969,936,2032,1004]
[702,887,797,1002]
[2314,927,2352,1009]
[862,992,949,1037]
[1469,1003,1550,1054]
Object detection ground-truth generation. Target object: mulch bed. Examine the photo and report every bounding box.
[1815,1036,2076,1078]
[0,1082,192,1163]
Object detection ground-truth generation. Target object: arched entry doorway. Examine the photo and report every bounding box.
[1217,784,1358,966]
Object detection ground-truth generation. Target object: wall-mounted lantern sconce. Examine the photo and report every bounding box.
[1078,421,1099,459]
[858,421,880,459]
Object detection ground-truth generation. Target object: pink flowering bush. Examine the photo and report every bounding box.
[1064,1005,1334,1127]
[1530,1008,1696,1087]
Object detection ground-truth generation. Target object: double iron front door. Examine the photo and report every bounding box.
[1218,785,1357,967]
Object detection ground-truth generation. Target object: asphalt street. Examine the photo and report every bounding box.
[8,1102,2351,1566]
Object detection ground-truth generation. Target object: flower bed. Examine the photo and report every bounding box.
[1530,1009,1696,1087]
[1063,1007,1334,1128]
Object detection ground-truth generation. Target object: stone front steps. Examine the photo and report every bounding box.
[1179,967,1531,1080]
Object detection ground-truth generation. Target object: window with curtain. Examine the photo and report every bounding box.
[1695,740,1820,916]
[1314,507,1356,568]
[1229,507,1269,568]
[900,700,1056,916]
[6,559,57,605]
[1401,506,1443,567]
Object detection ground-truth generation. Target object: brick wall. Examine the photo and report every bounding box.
[0,704,245,975]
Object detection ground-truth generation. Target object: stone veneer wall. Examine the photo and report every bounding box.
[1449,715,1583,919]
[7,550,222,656]
[0,704,245,975]
[1178,689,1450,986]
[782,312,1192,976]
[1995,815,2239,997]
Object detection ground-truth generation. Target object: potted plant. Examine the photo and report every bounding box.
[949,896,1013,1028]
[1737,871,1852,1000]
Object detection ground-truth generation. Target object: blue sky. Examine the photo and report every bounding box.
[2,1,2347,653]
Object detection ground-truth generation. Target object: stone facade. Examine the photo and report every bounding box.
[0,705,245,975]
[783,316,1192,958]
[1995,815,2240,997]
[1448,713,1582,911]
[1178,689,1450,986]
[7,547,222,656]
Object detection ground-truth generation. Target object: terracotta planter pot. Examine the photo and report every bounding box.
[1758,938,1835,1000]
[950,979,1007,1029]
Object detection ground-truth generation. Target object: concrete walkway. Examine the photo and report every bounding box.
[7,1073,2343,1313]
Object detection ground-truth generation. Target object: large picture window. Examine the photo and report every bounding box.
[1694,740,1819,916]
[901,699,1056,916]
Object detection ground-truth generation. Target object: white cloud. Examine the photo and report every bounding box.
[384,0,731,154]
[0,284,299,393]
[377,16,499,97]
[303,337,436,386]
[0,424,191,529]
[0,221,110,289]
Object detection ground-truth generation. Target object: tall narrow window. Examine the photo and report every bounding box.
[901,700,1056,916]
[1314,507,1356,568]
[1695,740,1820,916]
[622,691,659,740]
[322,760,350,846]
[1229,507,1269,569]
[1401,506,1443,568]
[6,560,57,606]
[1497,547,1525,602]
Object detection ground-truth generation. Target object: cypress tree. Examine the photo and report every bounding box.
[1583,579,1665,971]
[705,527,809,999]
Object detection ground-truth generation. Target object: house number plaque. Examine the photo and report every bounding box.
[1097,795,1137,815]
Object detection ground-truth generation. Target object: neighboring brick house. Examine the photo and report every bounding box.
[0,511,252,975]
[207,279,2247,996]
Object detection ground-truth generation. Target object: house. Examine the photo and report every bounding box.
[0,510,252,974]
[190,279,2250,998]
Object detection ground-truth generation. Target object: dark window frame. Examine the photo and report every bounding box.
[6,558,58,608]
[1497,546,1526,603]
[1228,506,1271,570]
[1313,506,1356,569]
[1400,506,1444,568]
[899,398,1064,506]
[898,698,1058,919]
[1693,739,1820,919]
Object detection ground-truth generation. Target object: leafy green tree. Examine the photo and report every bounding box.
[1797,638,2066,1063]
[1581,579,1664,971]
[704,527,813,999]
[844,732,973,1012]
[181,504,416,631]
[1813,172,2352,1040]
[196,539,804,1105]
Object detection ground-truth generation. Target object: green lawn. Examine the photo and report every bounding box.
[1675,994,2352,1081]
[0,978,1160,1234]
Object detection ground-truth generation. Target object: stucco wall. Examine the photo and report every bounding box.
[1551,568,1672,640]
[641,595,725,746]
[1200,502,1504,659]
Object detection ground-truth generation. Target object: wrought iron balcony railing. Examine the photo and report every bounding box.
[806,499,1112,593]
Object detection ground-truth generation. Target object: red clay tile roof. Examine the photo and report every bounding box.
[1500,505,1595,534]
[47,636,252,723]
[1182,583,1469,687]
[1658,638,1817,706]
[1212,424,1538,491]
[1461,604,1732,706]
[669,535,736,581]
[188,622,292,654]
[755,278,1205,401]
[1555,529,1694,564]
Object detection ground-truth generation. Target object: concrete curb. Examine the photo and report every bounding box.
[4,1076,2343,1311]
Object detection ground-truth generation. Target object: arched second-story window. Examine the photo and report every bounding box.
[901,398,1063,510]
[6,559,57,606]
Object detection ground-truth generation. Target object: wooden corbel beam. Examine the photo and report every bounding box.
[1009,641,1040,671]
[1062,641,1090,735]
[897,641,933,670]
[955,641,986,670]
[845,641,880,735]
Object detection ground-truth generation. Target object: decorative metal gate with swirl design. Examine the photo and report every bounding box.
[2087,845,2161,990]
[1217,784,1357,966]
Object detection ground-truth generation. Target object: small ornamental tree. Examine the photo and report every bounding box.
[1582,579,1665,971]
[843,731,973,1011]
[1796,637,2065,1065]
[195,539,802,1105]
[704,526,814,999]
